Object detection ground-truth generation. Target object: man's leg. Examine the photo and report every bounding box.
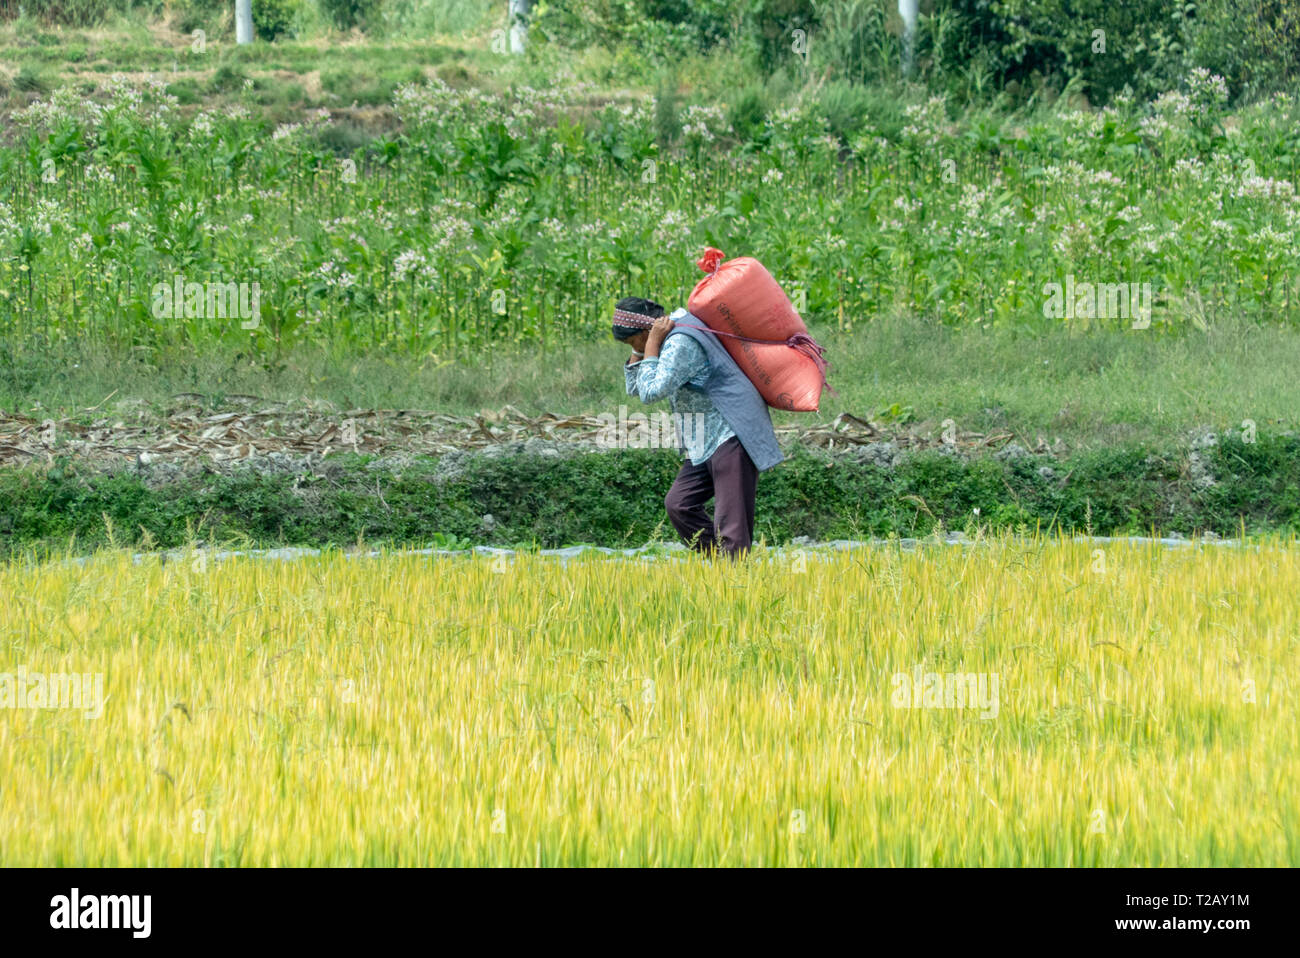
[707,437,758,558]
[664,458,717,553]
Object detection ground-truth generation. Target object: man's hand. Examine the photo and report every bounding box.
[644,316,675,357]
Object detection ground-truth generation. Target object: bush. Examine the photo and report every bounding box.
[653,72,682,146]
[640,0,732,49]
[7,0,144,26]
[319,0,380,31]
[171,0,226,34]
[750,0,819,75]
[532,0,736,58]
[14,64,51,94]
[817,79,875,143]
[166,77,203,104]
[377,0,493,37]
[922,0,1300,104]
[808,0,896,85]
[207,62,249,94]
[727,82,768,142]
[254,0,304,40]
[1184,0,1300,100]
[928,0,1183,104]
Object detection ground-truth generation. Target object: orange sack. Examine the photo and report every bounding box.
[684,247,828,412]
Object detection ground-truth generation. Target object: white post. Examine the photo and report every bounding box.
[508,0,529,55]
[236,0,254,45]
[899,0,918,77]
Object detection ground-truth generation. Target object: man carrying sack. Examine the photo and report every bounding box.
[611,296,783,558]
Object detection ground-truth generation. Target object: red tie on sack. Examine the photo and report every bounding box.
[696,247,725,274]
[678,247,832,412]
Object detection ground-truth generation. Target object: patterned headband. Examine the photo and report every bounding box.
[611,307,657,330]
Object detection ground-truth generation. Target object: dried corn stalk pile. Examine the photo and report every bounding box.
[0,397,1048,470]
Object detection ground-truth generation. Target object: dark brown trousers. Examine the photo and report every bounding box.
[664,436,758,558]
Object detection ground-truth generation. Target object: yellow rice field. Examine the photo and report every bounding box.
[1,536,1297,866]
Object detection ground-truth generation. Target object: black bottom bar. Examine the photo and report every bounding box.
[0,867,1278,946]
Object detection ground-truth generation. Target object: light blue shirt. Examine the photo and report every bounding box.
[625,329,736,466]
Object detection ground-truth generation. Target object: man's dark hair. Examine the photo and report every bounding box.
[611,296,665,341]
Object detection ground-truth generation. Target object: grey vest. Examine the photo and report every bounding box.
[668,310,784,472]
